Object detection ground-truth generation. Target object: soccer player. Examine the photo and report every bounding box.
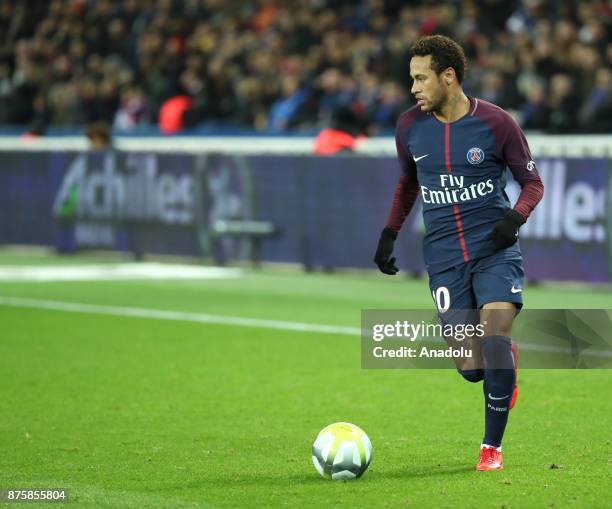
[374,35,544,471]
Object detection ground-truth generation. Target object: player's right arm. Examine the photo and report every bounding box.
[374,117,420,275]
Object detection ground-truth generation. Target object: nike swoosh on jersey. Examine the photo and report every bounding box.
[413,154,429,162]
[510,286,522,293]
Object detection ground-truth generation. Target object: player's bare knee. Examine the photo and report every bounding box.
[480,304,516,337]
[483,323,512,337]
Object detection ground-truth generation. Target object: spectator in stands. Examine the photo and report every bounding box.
[0,0,610,135]
[546,73,580,133]
[580,67,612,133]
[113,85,150,131]
[372,81,407,128]
[313,105,368,156]
[20,119,46,142]
[158,95,193,135]
[85,121,111,150]
[519,81,550,131]
[267,75,308,132]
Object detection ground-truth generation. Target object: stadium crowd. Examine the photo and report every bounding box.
[0,0,610,134]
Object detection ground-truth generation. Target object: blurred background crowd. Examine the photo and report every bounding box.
[0,0,610,135]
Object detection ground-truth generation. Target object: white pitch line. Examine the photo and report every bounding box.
[0,263,242,282]
[0,296,362,336]
[0,296,611,359]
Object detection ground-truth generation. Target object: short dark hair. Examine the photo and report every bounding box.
[85,121,110,143]
[410,35,467,83]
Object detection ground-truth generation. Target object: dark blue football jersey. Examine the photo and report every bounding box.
[389,97,543,275]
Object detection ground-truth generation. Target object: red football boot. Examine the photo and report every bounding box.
[476,445,503,471]
[509,341,519,410]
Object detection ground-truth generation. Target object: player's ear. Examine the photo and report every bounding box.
[443,68,454,86]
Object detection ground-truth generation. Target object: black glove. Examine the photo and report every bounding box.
[374,228,399,275]
[491,210,525,250]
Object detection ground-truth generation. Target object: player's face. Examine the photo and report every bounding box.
[410,55,447,113]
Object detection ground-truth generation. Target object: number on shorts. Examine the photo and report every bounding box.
[432,286,450,313]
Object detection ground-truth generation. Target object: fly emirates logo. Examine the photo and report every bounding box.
[421,174,494,205]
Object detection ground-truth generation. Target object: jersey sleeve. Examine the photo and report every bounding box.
[384,122,420,233]
[500,116,544,220]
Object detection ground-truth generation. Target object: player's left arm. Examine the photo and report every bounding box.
[492,116,544,250]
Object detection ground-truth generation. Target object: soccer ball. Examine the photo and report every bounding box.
[311,422,372,480]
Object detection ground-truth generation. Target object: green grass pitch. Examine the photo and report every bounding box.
[0,253,611,508]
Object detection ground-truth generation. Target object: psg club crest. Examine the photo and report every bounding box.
[466,147,485,165]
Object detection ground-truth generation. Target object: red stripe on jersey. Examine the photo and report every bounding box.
[444,123,451,173]
[452,204,470,262]
[444,123,470,262]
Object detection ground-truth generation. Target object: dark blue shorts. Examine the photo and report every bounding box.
[428,248,524,322]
